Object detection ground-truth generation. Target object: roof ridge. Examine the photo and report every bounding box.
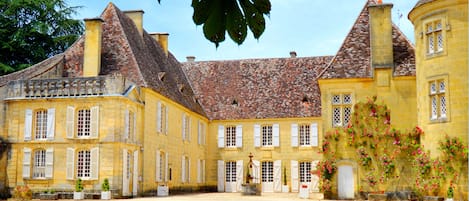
[103,3,148,86]
[318,0,374,79]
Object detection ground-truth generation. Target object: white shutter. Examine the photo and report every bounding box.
[22,148,31,178]
[90,147,99,180]
[236,160,244,192]
[254,124,261,147]
[66,106,75,138]
[291,124,298,147]
[236,125,243,148]
[187,117,191,142]
[45,148,54,178]
[197,159,201,183]
[122,150,129,196]
[66,148,75,180]
[311,160,319,192]
[124,110,129,139]
[274,160,282,192]
[156,151,161,182]
[311,123,318,147]
[133,113,137,141]
[202,160,206,182]
[217,125,225,148]
[165,107,169,135]
[181,156,186,182]
[133,150,138,196]
[164,153,169,181]
[217,160,225,192]
[46,108,55,140]
[291,160,299,192]
[182,114,186,140]
[252,160,260,184]
[187,158,191,182]
[273,124,280,147]
[24,109,32,141]
[157,101,162,133]
[90,106,99,138]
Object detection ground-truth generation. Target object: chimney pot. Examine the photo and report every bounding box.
[290,51,297,58]
[186,56,196,62]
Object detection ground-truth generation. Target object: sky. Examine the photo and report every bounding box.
[68,0,417,62]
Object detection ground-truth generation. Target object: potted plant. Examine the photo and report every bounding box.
[446,185,454,201]
[73,178,84,200]
[101,178,111,200]
[282,167,289,192]
[39,189,58,200]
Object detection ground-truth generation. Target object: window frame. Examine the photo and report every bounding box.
[299,161,312,182]
[299,124,311,146]
[32,149,46,179]
[331,94,353,127]
[76,108,92,138]
[34,109,48,140]
[261,125,273,147]
[225,161,237,182]
[261,161,273,182]
[225,125,237,147]
[429,79,448,122]
[77,149,92,179]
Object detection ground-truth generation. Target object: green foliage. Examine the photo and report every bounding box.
[283,167,287,185]
[102,178,110,191]
[191,0,271,47]
[75,178,83,192]
[0,0,83,75]
[447,185,453,198]
[13,185,32,201]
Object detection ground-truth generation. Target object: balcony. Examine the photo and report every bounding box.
[6,75,133,99]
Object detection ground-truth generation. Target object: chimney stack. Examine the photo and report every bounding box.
[83,18,104,77]
[368,2,394,68]
[186,56,196,62]
[150,33,169,57]
[124,10,144,36]
[290,51,297,58]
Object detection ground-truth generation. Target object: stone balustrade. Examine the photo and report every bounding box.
[6,75,131,99]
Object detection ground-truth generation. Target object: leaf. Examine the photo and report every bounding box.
[192,0,211,25]
[202,0,226,47]
[253,0,271,14]
[226,0,247,45]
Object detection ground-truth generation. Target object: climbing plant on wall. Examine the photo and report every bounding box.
[318,96,468,199]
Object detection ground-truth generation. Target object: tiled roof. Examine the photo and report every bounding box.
[319,0,415,79]
[0,54,64,87]
[182,56,333,120]
[1,3,206,116]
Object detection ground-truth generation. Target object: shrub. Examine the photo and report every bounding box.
[102,178,110,191]
[12,185,32,201]
[75,178,83,192]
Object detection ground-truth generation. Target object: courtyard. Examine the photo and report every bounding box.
[100,193,322,201]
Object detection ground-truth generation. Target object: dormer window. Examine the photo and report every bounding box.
[158,72,166,81]
[178,84,185,93]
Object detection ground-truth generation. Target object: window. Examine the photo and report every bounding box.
[225,161,236,182]
[157,151,165,182]
[426,20,444,54]
[77,109,91,137]
[77,150,91,178]
[34,110,47,140]
[429,80,447,120]
[182,114,191,141]
[225,126,236,147]
[66,106,98,139]
[198,121,206,145]
[157,102,168,134]
[299,124,310,146]
[299,162,312,182]
[25,108,55,141]
[261,161,273,182]
[261,125,273,146]
[33,149,46,178]
[332,94,352,127]
[126,151,131,180]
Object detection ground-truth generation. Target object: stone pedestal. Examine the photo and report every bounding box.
[242,184,261,196]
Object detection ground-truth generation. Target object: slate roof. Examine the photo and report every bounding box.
[182,56,333,120]
[319,0,415,79]
[0,3,206,116]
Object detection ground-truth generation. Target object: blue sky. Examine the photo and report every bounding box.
[68,0,417,62]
